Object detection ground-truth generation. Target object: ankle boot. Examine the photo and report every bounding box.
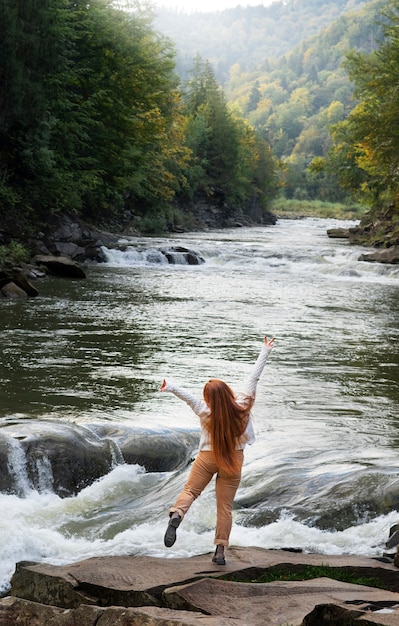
[164,512,181,548]
[212,545,226,565]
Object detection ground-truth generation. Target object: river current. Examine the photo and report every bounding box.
[1,218,399,592]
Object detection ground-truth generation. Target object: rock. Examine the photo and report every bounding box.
[161,247,205,266]
[29,214,120,265]
[0,281,28,299]
[327,228,351,239]
[302,603,378,625]
[0,596,229,626]
[34,254,86,278]
[0,422,198,496]
[0,421,114,496]
[6,548,399,626]
[359,248,399,265]
[89,424,199,472]
[53,241,86,259]
[0,269,39,298]
[11,270,39,297]
[386,524,399,550]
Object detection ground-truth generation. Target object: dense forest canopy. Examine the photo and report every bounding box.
[0,0,278,239]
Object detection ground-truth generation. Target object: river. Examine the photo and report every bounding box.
[1,217,399,593]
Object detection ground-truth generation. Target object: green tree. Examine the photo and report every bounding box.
[50,0,182,223]
[0,0,188,232]
[0,0,69,221]
[180,55,278,219]
[329,0,399,206]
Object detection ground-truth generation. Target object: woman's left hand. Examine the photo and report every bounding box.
[264,336,275,348]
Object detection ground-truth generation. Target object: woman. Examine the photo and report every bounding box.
[160,336,275,565]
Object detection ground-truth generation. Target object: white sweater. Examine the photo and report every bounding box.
[162,344,273,451]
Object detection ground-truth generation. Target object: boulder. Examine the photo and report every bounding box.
[34,254,86,278]
[0,281,28,299]
[160,247,205,266]
[0,422,198,496]
[302,603,380,625]
[89,424,199,472]
[327,228,351,239]
[359,248,399,265]
[11,270,39,297]
[0,269,39,298]
[0,421,114,496]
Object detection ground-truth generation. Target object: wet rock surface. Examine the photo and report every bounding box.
[0,421,198,496]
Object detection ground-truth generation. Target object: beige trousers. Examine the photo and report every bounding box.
[170,449,244,546]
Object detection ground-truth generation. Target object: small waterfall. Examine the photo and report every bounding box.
[108,439,125,468]
[3,436,55,495]
[31,454,54,493]
[5,435,32,496]
[101,244,205,267]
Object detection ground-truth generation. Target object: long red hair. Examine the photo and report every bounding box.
[203,379,254,475]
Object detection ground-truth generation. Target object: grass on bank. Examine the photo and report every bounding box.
[270,198,367,220]
[221,564,389,590]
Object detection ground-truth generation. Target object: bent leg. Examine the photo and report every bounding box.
[170,451,216,519]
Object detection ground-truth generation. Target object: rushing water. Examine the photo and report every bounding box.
[1,218,399,593]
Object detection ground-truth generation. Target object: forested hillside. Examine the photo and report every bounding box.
[0,0,278,246]
[156,0,385,204]
[154,0,370,83]
[156,0,399,244]
[228,0,386,202]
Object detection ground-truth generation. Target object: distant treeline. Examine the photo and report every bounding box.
[0,0,279,237]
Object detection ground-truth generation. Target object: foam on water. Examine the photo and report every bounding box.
[1,462,397,594]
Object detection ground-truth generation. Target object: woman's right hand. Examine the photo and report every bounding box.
[160,379,167,391]
[264,336,275,348]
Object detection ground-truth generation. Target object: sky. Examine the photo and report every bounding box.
[153,0,275,13]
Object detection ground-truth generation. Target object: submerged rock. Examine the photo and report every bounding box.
[0,421,198,497]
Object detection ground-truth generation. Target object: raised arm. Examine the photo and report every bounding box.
[244,336,275,398]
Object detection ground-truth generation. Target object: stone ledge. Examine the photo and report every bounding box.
[4,547,399,625]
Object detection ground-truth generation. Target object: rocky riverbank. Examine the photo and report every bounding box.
[1,205,399,300]
[0,213,208,299]
[2,546,399,625]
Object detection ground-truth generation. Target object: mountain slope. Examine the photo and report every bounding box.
[154,0,371,83]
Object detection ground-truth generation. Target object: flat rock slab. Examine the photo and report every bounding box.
[0,596,241,626]
[164,576,399,625]
[7,547,399,625]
